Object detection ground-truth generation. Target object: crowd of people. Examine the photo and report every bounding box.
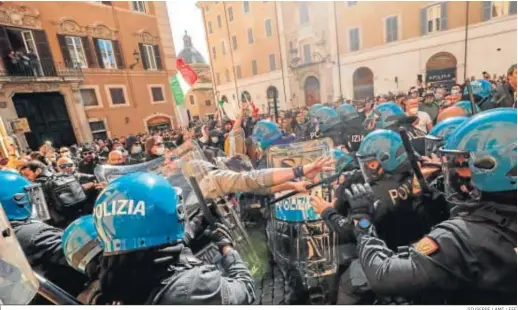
[0,63,516,305]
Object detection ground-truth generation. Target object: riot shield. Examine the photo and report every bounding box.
[94,156,198,217]
[266,138,337,303]
[175,140,265,277]
[0,204,39,305]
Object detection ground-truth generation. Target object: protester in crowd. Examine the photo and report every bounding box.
[419,90,440,124]
[145,136,165,161]
[79,146,99,175]
[492,64,517,108]
[404,96,433,133]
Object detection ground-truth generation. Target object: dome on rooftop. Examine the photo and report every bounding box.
[177,30,206,65]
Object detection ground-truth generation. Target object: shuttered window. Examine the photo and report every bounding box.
[109,88,126,105]
[65,36,88,68]
[96,39,116,69]
[80,88,99,107]
[151,86,165,102]
[385,16,398,43]
[349,28,359,52]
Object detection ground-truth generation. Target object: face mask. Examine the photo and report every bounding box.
[155,147,165,155]
[357,108,364,113]
[131,146,142,154]
[211,137,219,143]
[408,107,418,115]
[435,94,443,101]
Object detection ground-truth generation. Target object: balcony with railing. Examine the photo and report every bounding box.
[0,59,84,83]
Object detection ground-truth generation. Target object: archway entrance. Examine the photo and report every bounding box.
[352,67,374,100]
[12,92,76,150]
[146,116,171,133]
[304,76,320,106]
[426,52,457,89]
[266,86,279,119]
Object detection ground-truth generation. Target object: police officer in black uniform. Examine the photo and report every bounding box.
[0,171,88,304]
[92,172,255,305]
[344,109,517,305]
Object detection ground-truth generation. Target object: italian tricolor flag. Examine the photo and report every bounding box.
[170,58,198,106]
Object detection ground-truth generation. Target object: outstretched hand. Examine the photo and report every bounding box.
[304,156,336,181]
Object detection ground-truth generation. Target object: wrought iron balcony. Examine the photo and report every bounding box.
[0,59,84,83]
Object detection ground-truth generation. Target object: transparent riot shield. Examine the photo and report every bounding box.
[266,138,337,303]
[0,204,39,305]
[174,140,265,277]
[94,155,197,215]
[26,184,50,222]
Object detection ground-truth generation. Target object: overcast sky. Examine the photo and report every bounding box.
[166,0,209,62]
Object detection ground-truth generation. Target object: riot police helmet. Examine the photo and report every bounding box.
[93,172,184,255]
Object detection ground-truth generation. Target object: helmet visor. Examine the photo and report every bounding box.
[425,135,443,157]
[440,149,480,205]
[358,154,384,183]
[24,184,50,222]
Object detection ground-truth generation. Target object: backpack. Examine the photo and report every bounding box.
[42,173,87,212]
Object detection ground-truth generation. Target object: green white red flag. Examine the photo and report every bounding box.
[170,58,198,106]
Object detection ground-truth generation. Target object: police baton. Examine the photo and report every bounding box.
[34,272,81,305]
[398,127,431,194]
[465,79,478,116]
[269,170,343,205]
[189,176,217,229]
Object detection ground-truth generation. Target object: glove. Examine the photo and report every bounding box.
[344,183,378,221]
[204,223,233,250]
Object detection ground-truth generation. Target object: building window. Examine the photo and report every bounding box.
[131,1,146,13]
[208,21,213,34]
[299,3,309,25]
[65,36,88,68]
[269,54,276,71]
[97,39,116,69]
[244,1,250,13]
[247,28,254,44]
[205,100,211,106]
[212,46,216,59]
[347,1,357,7]
[142,44,158,70]
[216,72,221,85]
[252,60,258,75]
[385,15,399,43]
[106,85,129,107]
[89,120,108,140]
[265,19,272,37]
[80,87,101,108]
[236,65,242,78]
[492,1,511,18]
[303,44,311,63]
[228,7,234,21]
[225,69,230,82]
[427,4,442,33]
[349,28,360,52]
[221,41,226,55]
[217,15,222,28]
[149,85,166,104]
[232,35,238,50]
[189,95,195,105]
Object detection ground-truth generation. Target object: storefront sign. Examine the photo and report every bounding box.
[426,67,457,86]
